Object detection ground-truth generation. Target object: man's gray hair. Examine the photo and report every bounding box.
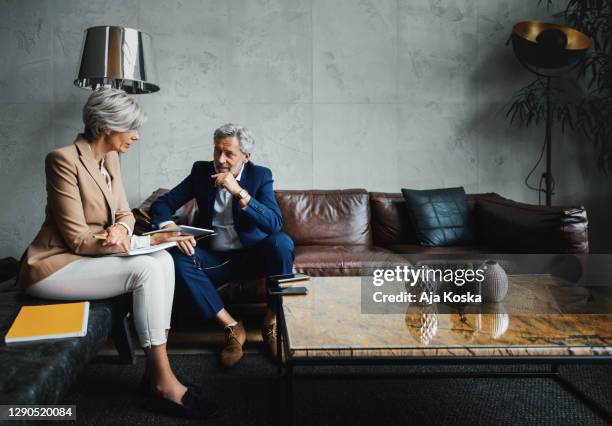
[82,87,146,141]
[214,123,255,154]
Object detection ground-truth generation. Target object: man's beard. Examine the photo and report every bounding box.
[214,158,244,177]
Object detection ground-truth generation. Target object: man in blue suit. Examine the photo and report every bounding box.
[149,123,294,368]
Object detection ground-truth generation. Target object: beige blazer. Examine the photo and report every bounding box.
[18,136,136,288]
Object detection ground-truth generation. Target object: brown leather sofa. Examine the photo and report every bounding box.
[134,189,589,323]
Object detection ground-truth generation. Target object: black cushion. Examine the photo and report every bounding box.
[401,187,475,247]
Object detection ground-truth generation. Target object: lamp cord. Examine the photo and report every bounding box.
[526,128,556,206]
[525,132,548,204]
[524,77,556,206]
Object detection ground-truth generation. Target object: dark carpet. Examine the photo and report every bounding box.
[55,353,612,425]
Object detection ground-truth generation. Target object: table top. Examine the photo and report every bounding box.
[280,275,612,359]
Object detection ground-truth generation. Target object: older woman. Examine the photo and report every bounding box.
[17,88,213,419]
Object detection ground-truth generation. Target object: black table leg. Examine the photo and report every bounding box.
[111,314,135,365]
[111,294,135,364]
[276,297,283,376]
[285,362,294,426]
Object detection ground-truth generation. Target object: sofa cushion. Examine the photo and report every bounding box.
[401,187,475,246]
[370,192,419,246]
[370,192,488,247]
[275,189,373,246]
[293,245,409,276]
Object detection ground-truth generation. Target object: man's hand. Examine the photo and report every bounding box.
[211,172,242,196]
[175,235,197,256]
[151,232,195,255]
[159,222,196,255]
[102,224,130,252]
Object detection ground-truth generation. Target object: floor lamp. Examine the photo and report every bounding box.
[509,21,591,206]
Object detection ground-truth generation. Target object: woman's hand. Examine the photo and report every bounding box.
[101,224,130,252]
[150,232,196,255]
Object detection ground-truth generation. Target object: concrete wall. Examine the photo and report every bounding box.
[1,0,610,258]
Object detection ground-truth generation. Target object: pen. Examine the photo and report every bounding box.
[92,234,107,240]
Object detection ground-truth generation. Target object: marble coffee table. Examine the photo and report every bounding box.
[274,275,612,423]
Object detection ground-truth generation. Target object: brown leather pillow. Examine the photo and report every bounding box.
[275,189,373,246]
[370,192,419,246]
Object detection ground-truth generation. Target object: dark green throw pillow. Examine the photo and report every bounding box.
[401,187,475,246]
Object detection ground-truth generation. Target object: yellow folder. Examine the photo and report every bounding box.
[5,302,89,343]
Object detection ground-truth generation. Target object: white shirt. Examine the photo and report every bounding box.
[159,164,245,252]
[210,165,245,251]
[94,150,149,250]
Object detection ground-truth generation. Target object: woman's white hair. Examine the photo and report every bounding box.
[82,87,145,141]
[214,123,255,153]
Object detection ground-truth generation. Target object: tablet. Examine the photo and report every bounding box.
[178,225,215,238]
[143,225,215,238]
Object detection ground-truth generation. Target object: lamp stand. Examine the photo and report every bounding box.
[545,76,553,206]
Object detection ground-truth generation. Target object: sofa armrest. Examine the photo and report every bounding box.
[474,195,588,253]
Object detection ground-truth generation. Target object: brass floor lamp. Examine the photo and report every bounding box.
[509,21,591,206]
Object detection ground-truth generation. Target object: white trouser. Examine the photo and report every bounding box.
[26,250,175,348]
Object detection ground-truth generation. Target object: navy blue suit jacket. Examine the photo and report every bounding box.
[149,161,284,248]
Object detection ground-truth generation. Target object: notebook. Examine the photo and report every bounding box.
[5,302,90,343]
[110,241,177,257]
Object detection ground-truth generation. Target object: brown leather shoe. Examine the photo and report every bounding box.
[220,321,246,369]
[262,322,278,362]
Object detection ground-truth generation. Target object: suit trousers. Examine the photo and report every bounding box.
[25,250,174,348]
[171,231,295,320]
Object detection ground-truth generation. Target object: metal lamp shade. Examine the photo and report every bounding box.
[511,21,592,69]
[74,26,159,94]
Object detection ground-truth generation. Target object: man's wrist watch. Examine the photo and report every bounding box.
[237,189,249,200]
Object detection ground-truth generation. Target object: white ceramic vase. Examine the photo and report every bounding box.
[481,260,508,302]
